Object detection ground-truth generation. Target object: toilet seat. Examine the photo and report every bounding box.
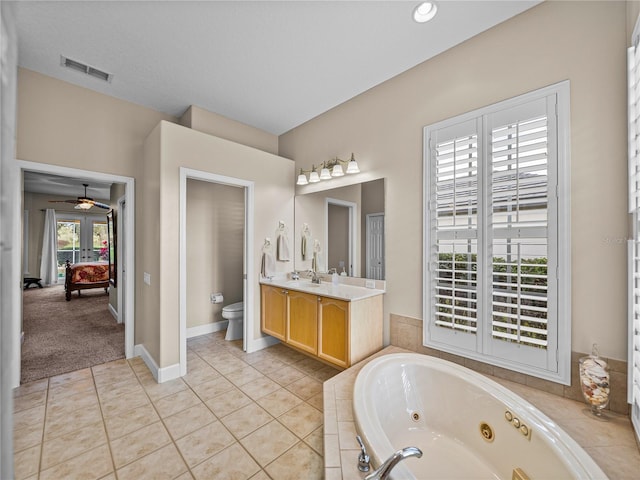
[222,302,243,313]
[222,302,244,321]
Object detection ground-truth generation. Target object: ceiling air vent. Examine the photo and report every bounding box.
[60,55,113,83]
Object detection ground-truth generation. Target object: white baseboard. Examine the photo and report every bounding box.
[108,303,118,321]
[134,343,181,384]
[246,335,280,354]
[187,320,228,339]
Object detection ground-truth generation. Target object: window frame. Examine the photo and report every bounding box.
[423,81,571,384]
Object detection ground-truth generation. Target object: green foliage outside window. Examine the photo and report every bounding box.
[436,253,548,347]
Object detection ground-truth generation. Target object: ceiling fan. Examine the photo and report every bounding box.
[48,183,110,210]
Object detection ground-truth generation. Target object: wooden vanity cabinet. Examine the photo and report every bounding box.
[318,297,349,368]
[261,284,383,369]
[287,290,318,355]
[260,285,287,341]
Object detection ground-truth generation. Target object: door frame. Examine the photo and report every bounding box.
[117,195,125,325]
[324,197,357,276]
[14,159,135,386]
[179,168,254,376]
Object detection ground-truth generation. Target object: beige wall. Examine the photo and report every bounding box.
[186,179,244,328]
[280,1,630,360]
[629,0,640,42]
[138,124,162,363]
[144,121,294,367]
[17,69,175,179]
[180,105,279,155]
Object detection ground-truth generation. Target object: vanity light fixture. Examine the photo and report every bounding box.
[413,1,438,23]
[297,168,309,185]
[296,153,361,185]
[308,165,321,183]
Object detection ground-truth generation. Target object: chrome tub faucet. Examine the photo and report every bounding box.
[364,446,423,480]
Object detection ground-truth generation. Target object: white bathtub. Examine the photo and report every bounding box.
[353,353,608,480]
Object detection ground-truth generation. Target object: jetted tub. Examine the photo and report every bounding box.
[353,353,608,479]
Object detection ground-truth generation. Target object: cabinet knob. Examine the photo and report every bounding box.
[318,297,321,302]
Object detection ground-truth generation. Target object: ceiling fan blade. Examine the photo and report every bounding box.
[48,199,81,205]
[93,201,110,210]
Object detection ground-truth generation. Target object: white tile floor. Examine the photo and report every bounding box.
[13,331,340,479]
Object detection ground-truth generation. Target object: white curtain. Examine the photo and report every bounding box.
[40,209,58,285]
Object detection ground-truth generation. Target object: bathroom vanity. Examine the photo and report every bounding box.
[260,279,384,368]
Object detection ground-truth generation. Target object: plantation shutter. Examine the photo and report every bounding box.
[627,40,640,443]
[427,118,482,352]
[485,98,557,370]
[424,82,569,382]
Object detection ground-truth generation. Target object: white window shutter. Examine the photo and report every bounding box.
[630,46,640,214]
[486,100,555,369]
[628,42,640,444]
[424,83,569,382]
[426,119,481,352]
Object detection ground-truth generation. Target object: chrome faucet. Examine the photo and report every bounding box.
[356,435,370,472]
[307,269,321,284]
[364,446,423,480]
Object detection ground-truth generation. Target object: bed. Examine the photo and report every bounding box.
[64,260,110,301]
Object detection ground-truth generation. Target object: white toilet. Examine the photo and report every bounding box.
[222,301,244,341]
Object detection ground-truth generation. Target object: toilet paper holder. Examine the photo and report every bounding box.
[210,293,224,304]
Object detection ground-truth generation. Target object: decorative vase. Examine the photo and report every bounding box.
[579,344,610,416]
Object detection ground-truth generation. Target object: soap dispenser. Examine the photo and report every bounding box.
[340,267,347,276]
[332,270,339,285]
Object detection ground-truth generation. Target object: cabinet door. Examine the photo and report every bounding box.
[287,290,318,355]
[261,285,287,341]
[318,297,350,368]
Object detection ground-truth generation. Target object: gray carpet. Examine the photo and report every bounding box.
[21,284,125,384]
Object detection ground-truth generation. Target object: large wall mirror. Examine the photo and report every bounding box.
[294,178,385,280]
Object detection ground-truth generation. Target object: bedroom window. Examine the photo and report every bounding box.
[423,82,571,384]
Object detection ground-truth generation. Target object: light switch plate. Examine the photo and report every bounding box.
[143,272,151,285]
[365,279,375,289]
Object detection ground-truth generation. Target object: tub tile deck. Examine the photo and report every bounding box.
[323,346,640,479]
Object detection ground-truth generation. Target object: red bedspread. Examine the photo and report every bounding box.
[69,262,110,284]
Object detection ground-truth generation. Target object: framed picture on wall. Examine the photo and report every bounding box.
[107,209,117,287]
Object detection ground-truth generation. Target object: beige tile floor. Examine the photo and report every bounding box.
[13,331,340,479]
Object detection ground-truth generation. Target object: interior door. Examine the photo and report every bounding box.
[366,213,385,280]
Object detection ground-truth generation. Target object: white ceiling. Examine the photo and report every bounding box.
[23,171,112,200]
[13,0,540,137]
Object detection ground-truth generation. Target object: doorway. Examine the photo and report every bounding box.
[179,168,254,376]
[325,198,357,276]
[13,159,135,387]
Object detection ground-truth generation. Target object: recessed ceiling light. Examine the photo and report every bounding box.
[413,2,438,23]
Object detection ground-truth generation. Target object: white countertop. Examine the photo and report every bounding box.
[260,277,385,301]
